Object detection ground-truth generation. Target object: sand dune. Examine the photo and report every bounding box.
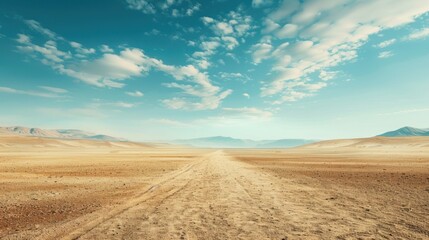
[300,136,429,150]
[0,136,428,239]
[0,135,156,150]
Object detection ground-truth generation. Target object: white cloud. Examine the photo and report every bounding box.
[223,107,273,119]
[162,89,232,110]
[126,91,144,97]
[15,21,231,110]
[126,0,200,16]
[273,91,311,104]
[70,41,96,55]
[250,42,272,64]
[319,70,338,81]
[378,51,393,59]
[197,59,210,69]
[200,40,220,51]
[16,36,71,63]
[149,60,232,110]
[263,19,280,33]
[218,72,250,82]
[38,86,68,93]
[221,36,239,50]
[258,0,429,104]
[252,0,272,8]
[191,10,254,71]
[100,44,114,53]
[202,16,214,24]
[113,101,135,108]
[60,48,151,87]
[215,22,234,35]
[126,0,156,14]
[91,99,138,109]
[275,24,298,39]
[200,10,253,48]
[186,3,201,16]
[375,38,396,48]
[268,0,300,22]
[405,28,429,40]
[36,100,134,118]
[24,19,60,39]
[243,93,250,98]
[0,86,66,98]
[16,34,30,44]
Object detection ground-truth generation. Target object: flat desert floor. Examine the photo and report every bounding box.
[0,136,428,239]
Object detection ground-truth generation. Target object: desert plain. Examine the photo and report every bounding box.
[0,135,428,239]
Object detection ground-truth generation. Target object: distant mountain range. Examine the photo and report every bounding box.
[171,136,317,148]
[0,126,126,142]
[378,126,429,137]
[1,126,427,148]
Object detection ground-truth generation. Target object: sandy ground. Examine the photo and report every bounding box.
[0,136,428,239]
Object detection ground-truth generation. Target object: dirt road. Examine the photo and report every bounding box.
[3,149,429,239]
[37,150,298,240]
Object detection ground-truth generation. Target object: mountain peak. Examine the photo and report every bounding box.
[378,126,429,137]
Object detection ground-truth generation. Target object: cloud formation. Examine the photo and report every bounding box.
[254,0,429,104]
[126,91,144,97]
[0,86,67,98]
[405,28,429,40]
[126,0,201,17]
[190,10,254,70]
[223,107,272,119]
[378,51,393,59]
[15,19,231,110]
[375,39,396,48]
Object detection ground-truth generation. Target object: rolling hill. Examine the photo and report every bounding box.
[0,126,126,142]
[378,126,429,137]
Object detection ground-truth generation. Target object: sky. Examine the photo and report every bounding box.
[0,0,429,141]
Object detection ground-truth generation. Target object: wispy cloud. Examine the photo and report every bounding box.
[405,28,429,40]
[378,51,394,59]
[90,99,139,109]
[0,86,67,98]
[252,0,272,8]
[24,19,61,40]
[218,72,251,82]
[112,101,136,108]
[222,107,273,119]
[126,90,144,97]
[38,99,139,119]
[375,38,397,48]
[38,86,68,94]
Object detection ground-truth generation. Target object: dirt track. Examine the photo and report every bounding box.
[1,139,429,239]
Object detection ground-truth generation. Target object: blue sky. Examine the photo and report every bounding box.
[0,0,428,141]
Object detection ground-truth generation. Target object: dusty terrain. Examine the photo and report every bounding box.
[0,136,428,239]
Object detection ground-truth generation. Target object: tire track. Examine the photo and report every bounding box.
[35,151,212,240]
